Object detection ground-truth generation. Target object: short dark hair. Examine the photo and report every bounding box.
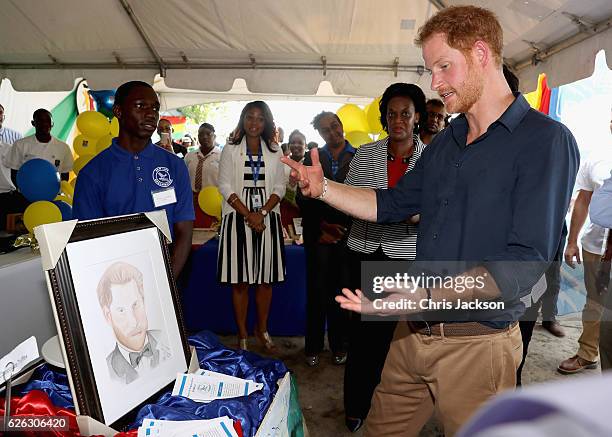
[114,81,154,107]
[379,83,427,133]
[311,111,341,131]
[307,141,318,150]
[199,122,215,132]
[503,65,520,93]
[288,129,306,143]
[426,98,445,109]
[0,103,4,111]
[32,108,51,120]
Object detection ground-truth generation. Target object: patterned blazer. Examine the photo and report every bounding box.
[344,135,426,259]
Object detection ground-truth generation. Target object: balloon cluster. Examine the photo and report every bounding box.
[72,111,119,175]
[335,97,387,148]
[16,110,120,234]
[71,110,119,180]
[16,159,65,233]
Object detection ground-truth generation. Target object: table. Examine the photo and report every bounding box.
[0,248,56,358]
[180,239,307,336]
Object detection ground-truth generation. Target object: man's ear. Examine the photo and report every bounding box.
[103,306,112,324]
[415,112,420,124]
[31,120,35,128]
[112,105,121,121]
[473,40,489,67]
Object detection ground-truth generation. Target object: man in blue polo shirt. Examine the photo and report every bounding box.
[283,5,579,436]
[73,81,194,277]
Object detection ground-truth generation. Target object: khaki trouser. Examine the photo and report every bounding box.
[364,321,522,437]
[577,249,608,362]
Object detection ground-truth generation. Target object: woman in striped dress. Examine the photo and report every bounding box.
[217,101,287,351]
[342,83,428,432]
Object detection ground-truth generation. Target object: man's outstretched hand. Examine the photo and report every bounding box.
[336,288,364,313]
[336,287,422,317]
[281,147,325,198]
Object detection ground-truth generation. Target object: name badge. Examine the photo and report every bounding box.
[251,193,262,210]
[152,187,177,207]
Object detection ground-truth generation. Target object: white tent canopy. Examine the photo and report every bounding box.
[1,0,611,105]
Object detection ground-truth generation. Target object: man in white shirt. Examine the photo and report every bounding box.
[559,140,612,373]
[4,109,73,184]
[0,104,28,230]
[0,103,23,145]
[0,141,29,231]
[184,123,221,192]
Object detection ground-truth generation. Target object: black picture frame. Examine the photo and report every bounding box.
[45,214,190,429]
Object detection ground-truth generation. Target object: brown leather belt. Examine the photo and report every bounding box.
[408,321,517,337]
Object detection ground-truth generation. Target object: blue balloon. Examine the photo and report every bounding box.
[52,200,72,220]
[16,158,61,202]
[89,89,116,118]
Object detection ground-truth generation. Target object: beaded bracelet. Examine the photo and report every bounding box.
[316,177,329,200]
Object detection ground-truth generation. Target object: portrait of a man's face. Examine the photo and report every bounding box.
[43,218,189,426]
[98,264,149,351]
[97,261,170,385]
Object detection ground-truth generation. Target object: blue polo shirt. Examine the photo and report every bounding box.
[376,94,580,325]
[73,139,194,231]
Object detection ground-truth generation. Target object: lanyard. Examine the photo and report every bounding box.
[246,145,263,184]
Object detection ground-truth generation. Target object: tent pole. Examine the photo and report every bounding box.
[117,0,167,77]
[513,14,612,72]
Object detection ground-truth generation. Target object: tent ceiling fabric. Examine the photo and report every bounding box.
[0,0,610,96]
[0,0,433,95]
[444,0,612,90]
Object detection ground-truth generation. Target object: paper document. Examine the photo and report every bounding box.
[0,336,39,385]
[137,416,239,437]
[172,372,263,403]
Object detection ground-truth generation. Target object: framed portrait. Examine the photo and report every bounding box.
[38,213,191,429]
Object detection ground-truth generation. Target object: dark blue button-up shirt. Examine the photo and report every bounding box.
[376,94,580,324]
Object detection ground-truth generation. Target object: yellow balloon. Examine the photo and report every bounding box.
[110,117,120,137]
[23,201,62,232]
[198,186,223,219]
[73,155,94,175]
[366,96,384,134]
[337,104,369,133]
[345,131,372,148]
[378,131,388,140]
[54,193,73,205]
[96,134,113,154]
[60,180,74,196]
[76,111,110,139]
[73,134,97,157]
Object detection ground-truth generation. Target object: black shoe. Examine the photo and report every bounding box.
[542,321,565,337]
[332,352,347,365]
[305,355,320,367]
[345,417,364,433]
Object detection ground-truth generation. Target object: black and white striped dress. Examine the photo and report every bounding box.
[217,154,286,284]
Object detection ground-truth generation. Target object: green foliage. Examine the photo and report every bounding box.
[179,102,228,125]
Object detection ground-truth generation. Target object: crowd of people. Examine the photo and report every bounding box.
[1,4,611,436]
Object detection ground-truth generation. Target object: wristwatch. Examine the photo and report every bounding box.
[260,209,268,217]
